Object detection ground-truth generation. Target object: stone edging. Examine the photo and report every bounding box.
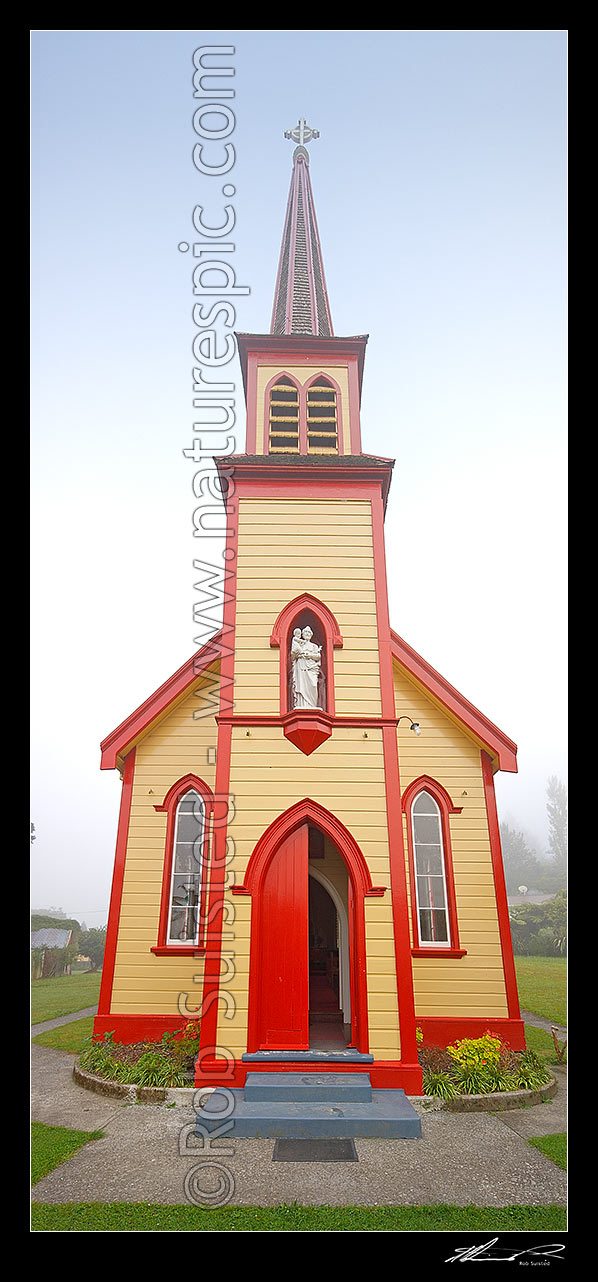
[410,1076,558,1113]
[73,1061,558,1113]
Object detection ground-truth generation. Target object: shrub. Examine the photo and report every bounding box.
[446,1032,503,1071]
[422,1069,459,1100]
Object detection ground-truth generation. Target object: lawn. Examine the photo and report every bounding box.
[30,1202,567,1232]
[514,956,566,1028]
[32,1016,95,1053]
[31,1123,104,1185]
[31,972,102,1024]
[529,1134,567,1171]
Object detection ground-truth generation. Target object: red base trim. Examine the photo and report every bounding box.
[93,1014,190,1043]
[416,1016,526,1052]
[195,1056,423,1093]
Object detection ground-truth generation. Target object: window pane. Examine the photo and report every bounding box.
[413,813,441,844]
[415,844,443,876]
[419,909,449,943]
[176,812,204,844]
[413,791,437,815]
[168,906,198,943]
[417,874,447,910]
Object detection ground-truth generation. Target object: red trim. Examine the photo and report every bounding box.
[347,354,363,453]
[391,630,518,774]
[153,774,215,952]
[481,750,522,1022]
[196,496,239,1069]
[93,1014,190,1043]
[416,1016,526,1053]
[217,458,393,510]
[370,488,420,1070]
[239,798,385,1056]
[236,333,369,406]
[196,1057,423,1092]
[100,632,222,770]
[401,775,464,954]
[96,749,136,1019]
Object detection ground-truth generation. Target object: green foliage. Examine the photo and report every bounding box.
[422,1069,459,1100]
[446,1032,502,1070]
[78,1027,196,1088]
[509,892,567,957]
[78,927,107,971]
[513,1050,552,1091]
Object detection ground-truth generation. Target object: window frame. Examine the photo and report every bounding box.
[401,776,466,958]
[151,774,214,956]
[264,370,342,455]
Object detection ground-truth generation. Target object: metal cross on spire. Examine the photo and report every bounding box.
[284,118,320,147]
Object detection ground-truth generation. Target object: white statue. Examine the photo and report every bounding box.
[291,626,323,709]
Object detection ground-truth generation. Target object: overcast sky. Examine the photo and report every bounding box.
[31,30,567,925]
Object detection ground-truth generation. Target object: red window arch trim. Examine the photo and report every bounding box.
[270,593,344,717]
[151,773,214,956]
[401,775,466,958]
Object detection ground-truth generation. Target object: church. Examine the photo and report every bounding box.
[95,123,523,1096]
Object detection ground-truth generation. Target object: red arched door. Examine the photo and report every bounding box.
[255,822,310,1050]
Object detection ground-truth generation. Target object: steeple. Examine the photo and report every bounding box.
[270,119,334,337]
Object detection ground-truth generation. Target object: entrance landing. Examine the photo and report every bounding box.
[196,1071,422,1139]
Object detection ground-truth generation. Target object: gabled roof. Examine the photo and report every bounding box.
[100,624,516,775]
[390,629,517,773]
[31,928,72,950]
[100,631,222,770]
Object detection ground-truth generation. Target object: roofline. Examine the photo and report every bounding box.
[235,332,369,403]
[215,451,394,511]
[100,631,222,770]
[390,629,518,773]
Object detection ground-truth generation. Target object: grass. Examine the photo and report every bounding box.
[514,956,566,1028]
[523,1023,566,1065]
[31,971,102,1024]
[32,1016,95,1054]
[31,1123,104,1186]
[529,1134,567,1171]
[30,1202,567,1232]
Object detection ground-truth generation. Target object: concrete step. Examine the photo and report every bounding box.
[195,1086,422,1139]
[244,1071,373,1103]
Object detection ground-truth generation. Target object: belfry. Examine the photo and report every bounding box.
[96,124,523,1106]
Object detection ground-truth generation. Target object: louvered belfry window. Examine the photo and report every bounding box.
[268,377,300,452]
[306,377,338,453]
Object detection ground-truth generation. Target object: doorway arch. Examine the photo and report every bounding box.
[235,798,386,1053]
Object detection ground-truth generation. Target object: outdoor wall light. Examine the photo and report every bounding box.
[398,716,421,736]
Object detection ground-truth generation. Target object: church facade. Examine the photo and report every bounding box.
[95,128,523,1093]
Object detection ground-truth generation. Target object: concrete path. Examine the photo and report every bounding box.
[31,1008,567,1210]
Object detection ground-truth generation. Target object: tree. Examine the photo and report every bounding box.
[79,927,107,972]
[499,824,543,894]
[545,775,567,890]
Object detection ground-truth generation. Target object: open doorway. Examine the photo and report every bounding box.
[308,829,352,1050]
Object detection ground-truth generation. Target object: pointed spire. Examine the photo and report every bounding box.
[270,121,334,337]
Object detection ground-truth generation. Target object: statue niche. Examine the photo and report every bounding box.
[288,616,327,712]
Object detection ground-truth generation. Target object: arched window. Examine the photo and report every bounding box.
[268,375,300,453]
[306,376,338,454]
[151,776,213,954]
[402,777,466,957]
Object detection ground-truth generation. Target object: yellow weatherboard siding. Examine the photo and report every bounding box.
[393,660,508,1019]
[109,672,218,1016]
[234,497,381,718]
[255,363,352,454]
